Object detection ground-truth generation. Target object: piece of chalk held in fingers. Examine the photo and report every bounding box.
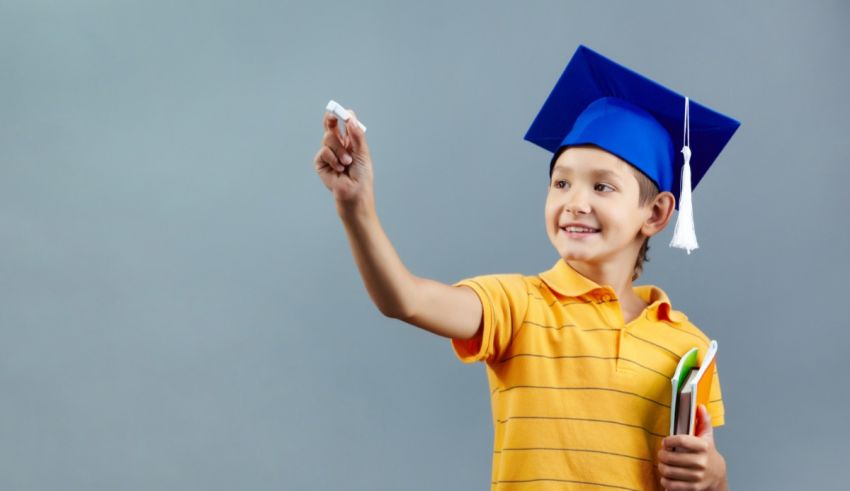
[325,100,367,137]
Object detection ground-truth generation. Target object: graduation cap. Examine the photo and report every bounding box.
[524,45,741,254]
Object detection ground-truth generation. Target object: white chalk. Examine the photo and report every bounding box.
[325,100,367,137]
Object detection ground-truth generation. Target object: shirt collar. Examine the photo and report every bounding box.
[538,259,686,324]
[539,258,605,297]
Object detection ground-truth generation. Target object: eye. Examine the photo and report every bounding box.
[595,183,615,192]
[553,180,569,189]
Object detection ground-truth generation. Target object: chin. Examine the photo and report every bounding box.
[554,245,597,263]
[562,252,600,264]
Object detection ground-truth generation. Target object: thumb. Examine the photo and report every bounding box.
[695,404,714,442]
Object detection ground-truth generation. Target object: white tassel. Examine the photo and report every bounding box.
[670,97,699,254]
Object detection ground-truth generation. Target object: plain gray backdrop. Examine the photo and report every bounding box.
[2,0,848,489]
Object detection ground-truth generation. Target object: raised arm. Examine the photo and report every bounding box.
[314,109,482,340]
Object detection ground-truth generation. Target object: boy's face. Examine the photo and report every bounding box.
[545,145,656,272]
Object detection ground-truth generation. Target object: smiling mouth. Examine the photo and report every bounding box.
[561,226,600,234]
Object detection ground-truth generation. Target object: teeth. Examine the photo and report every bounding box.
[564,226,598,233]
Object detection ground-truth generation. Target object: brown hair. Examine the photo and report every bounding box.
[629,166,660,281]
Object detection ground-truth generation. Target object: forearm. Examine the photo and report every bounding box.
[336,195,417,319]
[319,115,479,338]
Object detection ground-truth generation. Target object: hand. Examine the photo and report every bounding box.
[657,404,727,491]
[313,108,375,208]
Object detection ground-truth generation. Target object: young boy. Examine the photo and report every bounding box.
[314,45,739,491]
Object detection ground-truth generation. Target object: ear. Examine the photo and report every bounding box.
[641,191,676,238]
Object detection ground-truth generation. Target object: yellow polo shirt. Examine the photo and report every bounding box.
[451,259,725,491]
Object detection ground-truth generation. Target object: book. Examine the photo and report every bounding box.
[669,340,718,437]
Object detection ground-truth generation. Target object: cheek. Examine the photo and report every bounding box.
[545,203,560,225]
[544,208,558,235]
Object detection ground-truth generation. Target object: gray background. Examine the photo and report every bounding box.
[1,0,848,489]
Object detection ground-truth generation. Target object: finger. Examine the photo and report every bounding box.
[657,449,704,469]
[695,404,715,440]
[323,112,349,147]
[657,462,701,482]
[313,146,338,174]
[660,476,702,491]
[322,130,353,166]
[662,435,709,453]
[345,108,368,154]
[315,146,345,174]
[323,111,338,132]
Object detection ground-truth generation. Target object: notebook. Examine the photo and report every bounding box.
[669,340,718,437]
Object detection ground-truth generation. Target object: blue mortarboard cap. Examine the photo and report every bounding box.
[524,45,741,253]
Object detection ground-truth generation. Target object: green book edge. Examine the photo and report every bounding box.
[669,347,699,436]
[672,347,699,393]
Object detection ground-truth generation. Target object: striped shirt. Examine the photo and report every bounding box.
[451,259,725,491]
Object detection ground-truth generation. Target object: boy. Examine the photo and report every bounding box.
[314,45,739,490]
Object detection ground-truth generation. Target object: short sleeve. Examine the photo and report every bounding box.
[707,367,725,427]
[450,274,529,365]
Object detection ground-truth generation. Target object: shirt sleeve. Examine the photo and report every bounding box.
[449,273,529,365]
[707,366,725,427]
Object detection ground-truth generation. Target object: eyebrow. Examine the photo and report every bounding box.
[551,166,624,182]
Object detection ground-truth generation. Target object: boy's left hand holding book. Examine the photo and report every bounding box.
[657,404,729,491]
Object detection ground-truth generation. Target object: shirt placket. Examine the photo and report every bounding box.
[595,289,633,375]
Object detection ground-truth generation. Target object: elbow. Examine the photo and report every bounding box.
[374,297,412,320]
[378,306,399,319]
[378,293,419,322]
[380,304,414,321]
[376,277,419,321]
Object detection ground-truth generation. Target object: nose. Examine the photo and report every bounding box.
[564,188,591,215]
